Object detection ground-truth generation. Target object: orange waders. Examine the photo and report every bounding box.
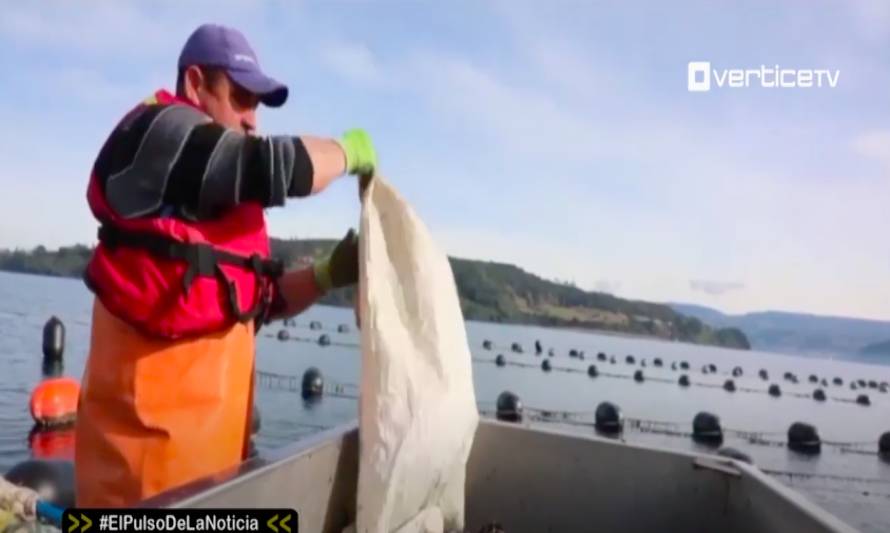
[74,299,256,507]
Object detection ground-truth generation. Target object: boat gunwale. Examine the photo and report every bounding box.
[137,420,359,509]
[136,417,858,532]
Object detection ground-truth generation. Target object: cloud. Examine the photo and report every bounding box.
[851,130,890,172]
[690,280,746,296]
[844,0,890,45]
[317,41,605,163]
[407,53,602,162]
[0,2,268,60]
[595,280,621,295]
[318,41,385,87]
[0,3,168,57]
[37,66,149,108]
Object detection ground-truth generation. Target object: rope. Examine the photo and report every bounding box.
[255,369,359,400]
[760,468,890,486]
[263,333,887,406]
[0,476,37,522]
[472,403,882,451]
[253,363,890,501]
[792,485,890,500]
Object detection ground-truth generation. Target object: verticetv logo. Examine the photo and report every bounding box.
[687,61,840,91]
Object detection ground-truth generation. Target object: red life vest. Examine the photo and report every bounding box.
[84,89,282,340]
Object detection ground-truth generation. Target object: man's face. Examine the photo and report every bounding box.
[184,66,260,134]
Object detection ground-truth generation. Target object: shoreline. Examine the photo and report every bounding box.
[5,269,885,366]
[0,269,747,351]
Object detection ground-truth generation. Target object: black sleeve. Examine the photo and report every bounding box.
[93,102,315,221]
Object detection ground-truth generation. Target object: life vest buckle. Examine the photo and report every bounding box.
[181,243,219,295]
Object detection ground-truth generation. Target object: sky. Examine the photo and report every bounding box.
[0,1,889,320]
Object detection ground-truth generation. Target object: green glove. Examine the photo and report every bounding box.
[340,129,377,176]
[313,229,359,293]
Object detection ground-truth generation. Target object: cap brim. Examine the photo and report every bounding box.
[227,68,288,108]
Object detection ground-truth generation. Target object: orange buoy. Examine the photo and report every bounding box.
[30,377,80,427]
[29,425,76,461]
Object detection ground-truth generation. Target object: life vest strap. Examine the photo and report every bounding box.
[97,225,283,324]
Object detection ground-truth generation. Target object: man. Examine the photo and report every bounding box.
[74,23,377,507]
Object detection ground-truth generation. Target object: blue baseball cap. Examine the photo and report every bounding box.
[178,23,288,107]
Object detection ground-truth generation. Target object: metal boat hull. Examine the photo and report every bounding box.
[140,419,857,532]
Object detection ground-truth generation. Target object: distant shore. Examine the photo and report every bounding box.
[0,240,752,351]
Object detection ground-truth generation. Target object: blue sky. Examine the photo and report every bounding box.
[1,1,889,320]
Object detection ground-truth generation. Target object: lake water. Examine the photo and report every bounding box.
[1,271,888,531]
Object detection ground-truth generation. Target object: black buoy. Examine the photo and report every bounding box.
[597,352,607,361]
[541,359,552,372]
[732,367,743,378]
[857,379,866,388]
[609,356,616,364]
[820,379,828,387]
[587,364,598,377]
[653,358,663,368]
[309,320,322,330]
[868,380,878,389]
[595,402,623,434]
[808,374,818,384]
[625,355,635,365]
[879,432,890,458]
[723,379,736,392]
[833,377,843,386]
[789,374,799,384]
[708,364,717,373]
[680,361,690,370]
[42,359,63,379]
[692,412,723,445]
[495,354,506,367]
[337,324,350,333]
[634,369,644,383]
[813,389,826,402]
[857,394,871,406]
[42,316,65,362]
[717,447,753,464]
[678,374,690,387]
[535,340,542,355]
[783,371,793,381]
[496,391,522,422]
[768,384,781,397]
[42,317,65,377]
[283,317,296,327]
[851,383,858,391]
[511,342,523,354]
[569,349,579,358]
[318,334,331,346]
[5,459,75,508]
[759,369,769,381]
[251,404,261,434]
[482,340,492,350]
[787,422,821,454]
[277,329,290,341]
[301,367,324,400]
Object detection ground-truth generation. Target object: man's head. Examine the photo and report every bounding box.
[177,24,288,133]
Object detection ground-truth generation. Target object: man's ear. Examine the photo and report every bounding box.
[182,65,204,105]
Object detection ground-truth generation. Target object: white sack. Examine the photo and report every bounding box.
[351,176,479,533]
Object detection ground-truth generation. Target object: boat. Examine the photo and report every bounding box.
[140,419,858,533]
